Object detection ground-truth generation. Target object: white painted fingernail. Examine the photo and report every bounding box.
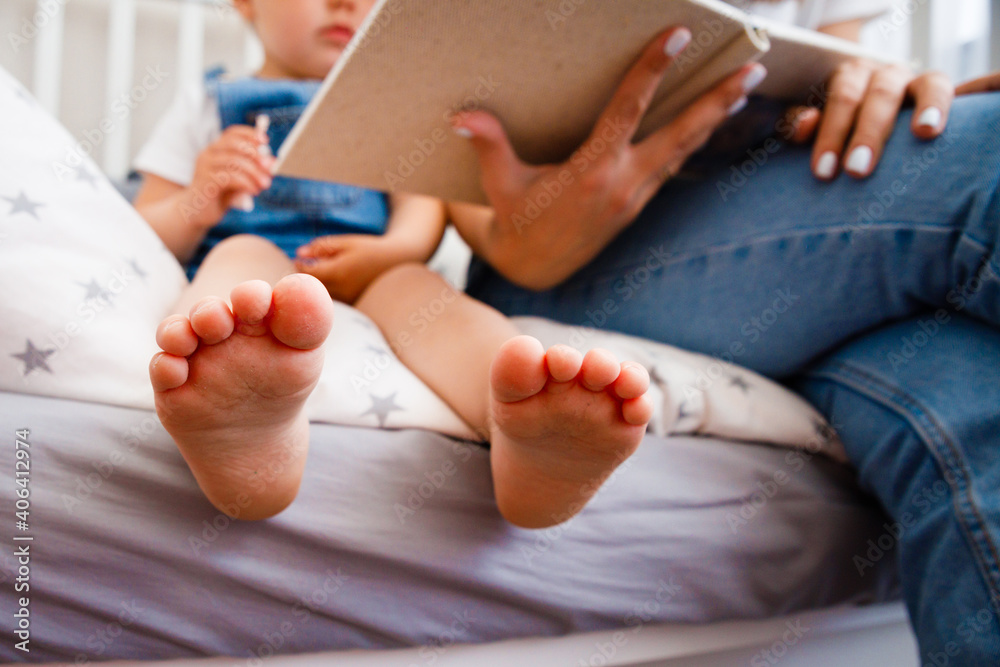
[453,126,473,138]
[815,151,838,179]
[233,194,254,212]
[727,96,748,117]
[917,106,942,129]
[665,28,692,57]
[845,145,873,175]
[742,64,767,93]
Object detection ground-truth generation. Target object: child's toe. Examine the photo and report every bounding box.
[543,344,584,384]
[231,280,273,333]
[269,274,334,350]
[579,348,621,391]
[622,394,654,426]
[149,352,189,392]
[491,335,548,403]
[612,362,650,400]
[189,297,236,344]
[156,315,198,357]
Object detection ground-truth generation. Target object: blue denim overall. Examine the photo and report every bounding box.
[186,70,389,279]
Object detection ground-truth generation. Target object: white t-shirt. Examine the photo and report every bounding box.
[733,0,893,29]
[134,0,893,184]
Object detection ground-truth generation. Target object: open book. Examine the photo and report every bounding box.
[275,0,894,204]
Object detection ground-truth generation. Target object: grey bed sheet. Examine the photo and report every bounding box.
[0,391,898,662]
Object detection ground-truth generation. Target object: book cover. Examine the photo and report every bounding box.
[275,0,892,204]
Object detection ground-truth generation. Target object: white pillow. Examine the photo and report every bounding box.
[0,68,187,409]
[0,66,844,459]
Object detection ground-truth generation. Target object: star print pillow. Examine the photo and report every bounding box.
[0,68,187,407]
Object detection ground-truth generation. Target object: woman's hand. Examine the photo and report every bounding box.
[782,61,954,180]
[295,234,409,304]
[448,26,767,291]
[956,71,1000,95]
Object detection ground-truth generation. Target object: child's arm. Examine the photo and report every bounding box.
[134,125,272,263]
[295,192,447,304]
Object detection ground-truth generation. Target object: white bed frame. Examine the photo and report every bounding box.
[3,0,996,664]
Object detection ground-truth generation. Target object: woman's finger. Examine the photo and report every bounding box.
[783,106,821,143]
[636,62,766,186]
[449,109,535,203]
[841,64,911,178]
[810,60,875,180]
[908,70,954,139]
[955,72,1000,95]
[590,26,692,150]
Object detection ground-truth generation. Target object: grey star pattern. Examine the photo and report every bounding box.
[128,259,148,282]
[3,190,44,220]
[13,86,35,106]
[11,340,55,376]
[728,374,751,393]
[677,400,695,420]
[365,344,390,357]
[649,366,667,387]
[362,392,405,427]
[77,278,114,304]
[74,164,100,189]
[353,315,377,330]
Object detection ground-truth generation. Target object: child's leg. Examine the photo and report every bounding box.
[356,264,653,529]
[172,234,296,315]
[150,234,334,519]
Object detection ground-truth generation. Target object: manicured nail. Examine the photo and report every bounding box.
[727,96,748,117]
[664,28,692,57]
[845,145,873,175]
[742,64,767,93]
[815,151,838,179]
[917,106,942,129]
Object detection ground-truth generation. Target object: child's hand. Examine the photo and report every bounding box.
[294,235,408,304]
[187,126,274,227]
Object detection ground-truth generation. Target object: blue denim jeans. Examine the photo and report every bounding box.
[187,71,390,278]
[466,93,1000,661]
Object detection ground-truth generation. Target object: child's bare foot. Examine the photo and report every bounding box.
[488,336,653,529]
[149,275,333,520]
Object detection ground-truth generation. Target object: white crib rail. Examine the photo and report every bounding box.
[8,0,997,181]
[15,0,258,180]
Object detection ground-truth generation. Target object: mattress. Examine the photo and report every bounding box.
[0,391,899,662]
